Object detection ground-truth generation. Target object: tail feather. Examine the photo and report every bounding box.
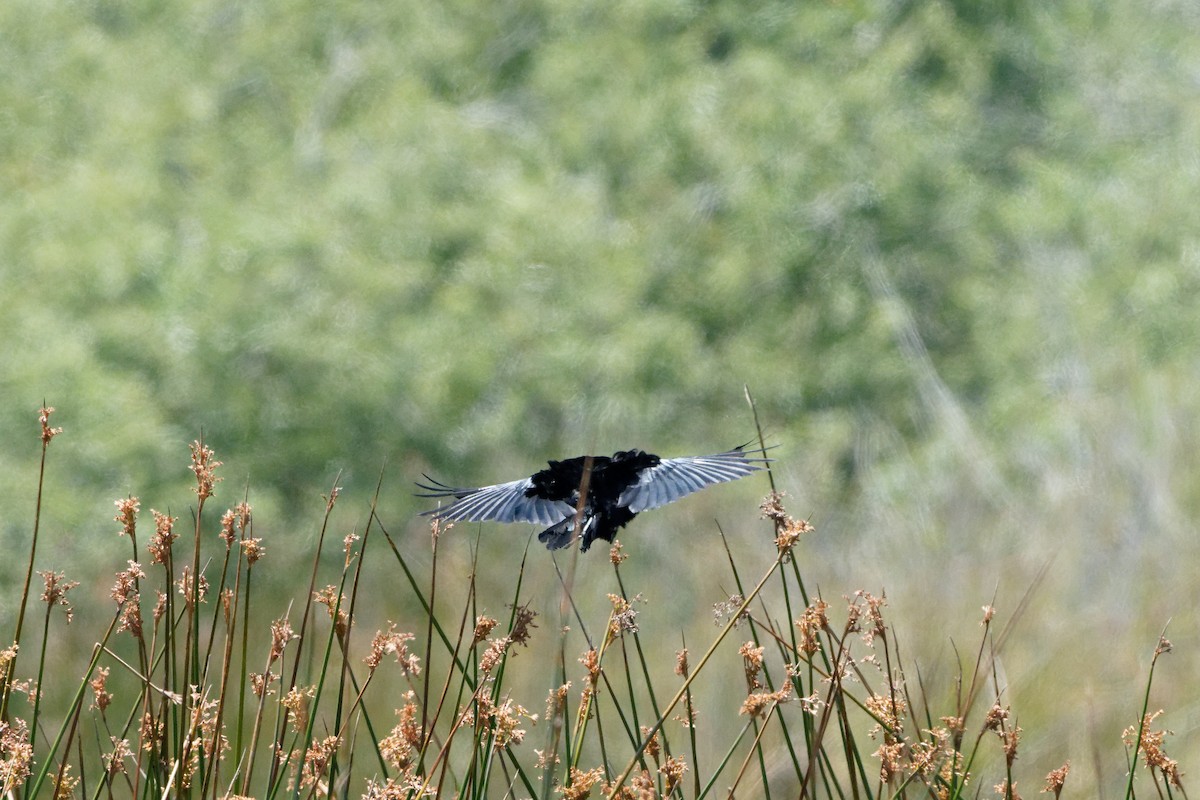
[537,517,576,550]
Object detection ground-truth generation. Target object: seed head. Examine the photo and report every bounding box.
[1041,761,1070,798]
[147,511,178,565]
[38,406,63,445]
[114,497,139,538]
[509,603,538,648]
[39,571,79,623]
[188,440,222,501]
[472,615,499,645]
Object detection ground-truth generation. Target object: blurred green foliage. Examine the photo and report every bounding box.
[2,0,1199,789]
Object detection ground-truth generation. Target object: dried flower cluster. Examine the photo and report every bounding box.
[114,496,139,538]
[712,594,748,627]
[1042,761,1070,798]
[738,641,765,692]
[479,636,511,674]
[89,667,112,713]
[38,405,63,445]
[0,719,32,793]
[559,766,603,800]
[282,685,316,732]
[313,585,350,639]
[103,737,133,777]
[269,617,297,663]
[180,691,228,788]
[509,604,538,648]
[148,510,178,565]
[579,648,600,685]
[759,491,814,554]
[240,536,265,564]
[299,735,340,793]
[467,695,532,750]
[176,566,209,609]
[365,625,420,674]
[846,590,888,646]
[380,692,423,770]
[472,615,498,645]
[39,571,79,623]
[674,648,689,678]
[739,683,792,719]
[1123,710,1183,788]
[219,503,252,548]
[796,599,829,655]
[606,593,640,638]
[189,439,223,500]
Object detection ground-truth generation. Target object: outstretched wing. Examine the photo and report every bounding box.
[417,476,575,526]
[617,447,767,513]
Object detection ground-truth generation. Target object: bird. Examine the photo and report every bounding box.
[417,445,768,552]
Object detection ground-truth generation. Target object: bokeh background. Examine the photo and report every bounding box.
[2,0,1199,794]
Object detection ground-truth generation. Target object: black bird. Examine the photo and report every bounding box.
[417,446,767,552]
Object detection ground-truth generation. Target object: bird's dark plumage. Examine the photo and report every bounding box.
[417,446,766,552]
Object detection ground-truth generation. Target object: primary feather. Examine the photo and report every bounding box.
[418,445,767,552]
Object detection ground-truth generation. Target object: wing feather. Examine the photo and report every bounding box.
[420,477,574,525]
[618,448,766,514]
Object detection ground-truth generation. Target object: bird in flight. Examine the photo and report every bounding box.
[417,446,767,552]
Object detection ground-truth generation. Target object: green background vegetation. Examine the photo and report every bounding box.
[2,0,1198,794]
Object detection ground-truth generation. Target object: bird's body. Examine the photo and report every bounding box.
[418,446,765,551]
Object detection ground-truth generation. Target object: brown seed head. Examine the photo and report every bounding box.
[740,684,792,718]
[39,571,79,623]
[640,725,661,760]
[38,406,63,445]
[994,780,1022,799]
[110,561,145,606]
[90,667,113,713]
[365,625,420,674]
[509,603,538,648]
[103,737,133,777]
[176,567,208,608]
[188,440,222,501]
[300,735,340,791]
[114,497,139,538]
[984,703,1010,732]
[579,648,600,684]
[1123,710,1183,788]
[219,508,237,548]
[380,692,423,770]
[1041,761,1070,797]
[865,693,906,739]
[281,685,315,732]
[713,594,748,627]
[674,648,689,678]
[559,766,604,800]
[312,585,349,639]
[739,641,765,691]
[269,618,297,663]
[472,615,499,645]
[873,740,903,784]
[796,599,829,655]
[147,510,178,565]
[240,537,265,565]
[479,637,511,673]
[1001,725,1022,766]
[607,593,639,638]
[0,718,33,793]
